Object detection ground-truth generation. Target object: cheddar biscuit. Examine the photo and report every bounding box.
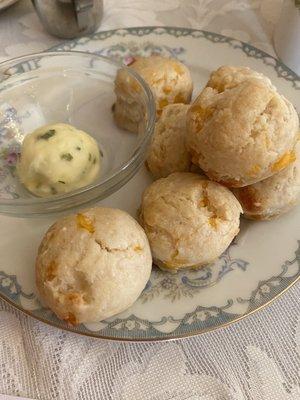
[139,172,242,271]
[36,207,152,324]
[146,103,191,179]
[186,78,299,187]
[114,56,193,133]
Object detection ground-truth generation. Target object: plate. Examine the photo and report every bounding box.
[0,27,299,341]
[0,0,19,11]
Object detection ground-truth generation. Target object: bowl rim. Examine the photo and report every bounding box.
[0,50,156,209]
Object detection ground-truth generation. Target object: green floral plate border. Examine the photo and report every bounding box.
[51,26,300,89]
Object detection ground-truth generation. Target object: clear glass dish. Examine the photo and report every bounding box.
[0,51,155,217]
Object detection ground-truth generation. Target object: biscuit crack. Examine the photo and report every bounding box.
[94,239,142,253]
[95,238,113,252]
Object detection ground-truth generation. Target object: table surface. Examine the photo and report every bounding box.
[0,1,300,399]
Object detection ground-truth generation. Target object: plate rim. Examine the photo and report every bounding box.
[1,25,299,341]
[48,25,300,86]
[1,272,299,342]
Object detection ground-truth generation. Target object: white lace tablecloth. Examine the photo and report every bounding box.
[1,1,300,399]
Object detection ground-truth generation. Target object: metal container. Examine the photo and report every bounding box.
[273,0,300,76]
[32,0,103,39]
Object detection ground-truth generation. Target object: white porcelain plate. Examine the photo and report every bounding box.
[0,27,299,341]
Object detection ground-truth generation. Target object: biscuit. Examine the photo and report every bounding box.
[139,172,242,271]
[186,77,299,187]
[234,142,300,220]
[206,65,274,92]
[36,207,152,324]
[146,104,191,179]
[114,56,193,133]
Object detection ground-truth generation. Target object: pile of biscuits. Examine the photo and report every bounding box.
[114,57,300,270]
[35,56,299,325]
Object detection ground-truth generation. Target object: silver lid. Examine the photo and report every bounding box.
[74,0,94,29]
[32,0,103,39]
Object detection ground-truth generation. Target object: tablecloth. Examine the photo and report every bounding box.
[0,1,300,399]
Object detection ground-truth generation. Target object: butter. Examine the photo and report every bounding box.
[17,123,101,197]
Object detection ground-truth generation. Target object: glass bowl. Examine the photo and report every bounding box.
[0,51,155,217]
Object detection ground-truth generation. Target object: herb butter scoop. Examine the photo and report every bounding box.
[17,123,101,197]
